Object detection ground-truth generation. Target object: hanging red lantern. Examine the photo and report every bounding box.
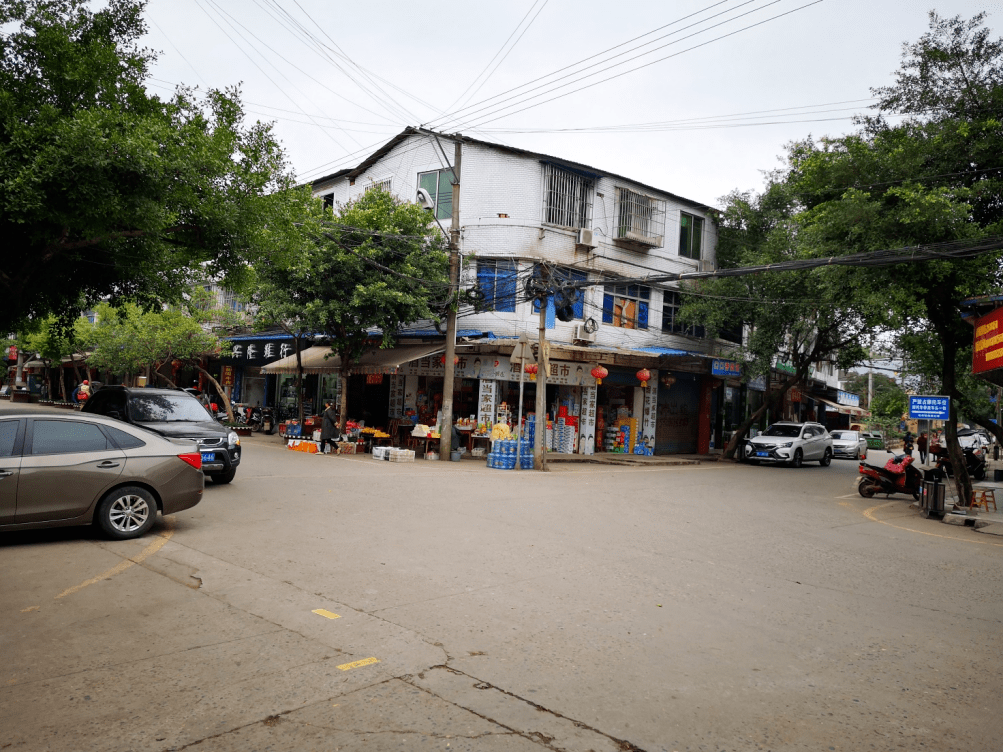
[590,365,608,385]
[636,368,651,388]
[525,363,538,381]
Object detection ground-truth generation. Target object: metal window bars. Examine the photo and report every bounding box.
[615,187,665,248]
[365,177,393,194]
[542,164,594,229]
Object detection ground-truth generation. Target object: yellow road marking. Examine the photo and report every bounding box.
[55,524,175,599]
[312,608,341,619]
[337,657,380,671]
[862,502,1003,548]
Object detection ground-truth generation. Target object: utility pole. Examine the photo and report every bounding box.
[868,369,873,413]
[440,139,461,460]
[534,268,550,470]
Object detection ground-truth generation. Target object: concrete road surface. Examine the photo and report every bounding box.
[2,433,1001,751]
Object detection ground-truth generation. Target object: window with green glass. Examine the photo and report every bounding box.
[418,169,454,221]
[679,212,704,260]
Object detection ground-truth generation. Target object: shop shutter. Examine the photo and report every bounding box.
[655,375,700,454]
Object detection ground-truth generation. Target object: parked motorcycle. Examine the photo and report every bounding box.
[857,454,942,500]
[261,406,275,435]
[934,446,987,481]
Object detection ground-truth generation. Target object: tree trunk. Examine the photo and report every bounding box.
[338,361,350,434]
[295,336,305,426]
[153,370,179,389]
[196,365,235,423]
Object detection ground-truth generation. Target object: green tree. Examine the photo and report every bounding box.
[871,387,907,420]
[1,0,293,332]
[782,11,1003,504]
[681,183,879,459]
[253,189,450,431]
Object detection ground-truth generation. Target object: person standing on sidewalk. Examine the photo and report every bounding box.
[917,431,929,464]
[320,401,339,455]
[903,431,914,457]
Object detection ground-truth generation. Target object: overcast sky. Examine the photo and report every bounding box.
[144,0,1000,207]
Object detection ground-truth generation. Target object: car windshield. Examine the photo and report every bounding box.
[129,394,214,423]
[830,431,858,440]
[762,425,801,438]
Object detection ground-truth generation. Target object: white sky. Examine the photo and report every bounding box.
[143,0,1000,208]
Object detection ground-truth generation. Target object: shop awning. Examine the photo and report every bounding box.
[816,396,870,417]
[260,343,445,375]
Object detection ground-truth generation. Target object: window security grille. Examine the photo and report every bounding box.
[614,188,665,248]
[365,177,393,194]
[542,164,593,229]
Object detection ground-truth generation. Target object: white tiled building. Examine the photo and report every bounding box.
[307,128,747,455]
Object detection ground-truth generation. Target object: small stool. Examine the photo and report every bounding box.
[971,487,998,512]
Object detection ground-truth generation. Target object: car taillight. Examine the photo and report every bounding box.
[178,453,202,470]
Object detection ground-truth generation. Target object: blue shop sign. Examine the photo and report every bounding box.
[711,359,741,378]
[908,395,949,420]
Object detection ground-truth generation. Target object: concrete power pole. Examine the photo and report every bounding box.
[534,268,550,470]
[439,139,461,460]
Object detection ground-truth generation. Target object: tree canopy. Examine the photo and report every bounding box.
[253,188,450,430]
[0,0,293,332]
[685,11,1003,500]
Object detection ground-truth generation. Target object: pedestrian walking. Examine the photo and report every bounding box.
[917,431,929,464]
[320,401,339,455]
[903,431,914,458]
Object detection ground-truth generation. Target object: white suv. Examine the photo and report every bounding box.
[745,422,832,467]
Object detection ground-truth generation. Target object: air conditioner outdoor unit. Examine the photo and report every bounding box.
[699,259,717,273]
[573,324,596,343]
[576,227,597,248]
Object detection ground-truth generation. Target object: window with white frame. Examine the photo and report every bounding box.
[365,177,393,194]
[542,163,594,229]
[477,259,518,313]
[661,290,704,337]
[614,188,665,247]
[679,212,704,260]
[602,283,651,330]
[418,168,453,220]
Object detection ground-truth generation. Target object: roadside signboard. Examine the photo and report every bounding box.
[973,306,1003,374]
[909,395,949,420]
[711,359,741,377]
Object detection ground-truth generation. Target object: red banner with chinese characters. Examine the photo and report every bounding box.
[973,306,1003,374]
[366,373,384,385]
[221,365,235,387]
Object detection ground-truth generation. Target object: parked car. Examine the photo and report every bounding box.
[83,386,241,484]
[829,430,868,460]
[745,421,833,467]
[956,429,991,451]
[0,410,203,540]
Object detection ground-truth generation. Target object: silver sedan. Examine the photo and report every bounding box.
[830,429,868,460]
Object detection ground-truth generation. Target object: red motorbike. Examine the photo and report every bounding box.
[857,455,942,500]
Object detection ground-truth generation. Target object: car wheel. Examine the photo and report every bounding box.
[791,449,803,468]
[95,486,158,540]
[209,467,237,484]
[819,447,832,467]
[858,480,877,498]
[853,448,859,460]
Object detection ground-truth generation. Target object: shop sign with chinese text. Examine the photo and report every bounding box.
[908,395,949,420]
[973,307,1003,374]
[711,359,741,378]
[223,338,296,365]
[837,390,860,407]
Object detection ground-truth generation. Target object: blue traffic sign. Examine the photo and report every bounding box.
[909,395,949,420]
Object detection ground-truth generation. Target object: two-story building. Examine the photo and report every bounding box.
[298,127,744,454]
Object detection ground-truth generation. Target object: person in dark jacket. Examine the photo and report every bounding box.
[903,431,914,457]
[917,432,929,464]
[320,402,339,454]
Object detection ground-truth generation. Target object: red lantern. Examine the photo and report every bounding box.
[636,368,651,388]
[590,365,608,385]
[524,363,538,381]
[440,355,460,366]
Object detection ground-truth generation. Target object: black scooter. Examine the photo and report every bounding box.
[935,446,987,481]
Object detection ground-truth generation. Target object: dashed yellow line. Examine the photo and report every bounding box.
[862,502,1003,548]
[312,609,341,619]
[55,523,175,599]
[337,657,380,671]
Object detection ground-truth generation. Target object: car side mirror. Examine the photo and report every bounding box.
[107,409,122,420]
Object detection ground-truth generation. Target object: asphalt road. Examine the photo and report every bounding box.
[2,432,1002,752]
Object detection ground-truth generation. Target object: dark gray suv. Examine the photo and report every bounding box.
[83,386,241,484]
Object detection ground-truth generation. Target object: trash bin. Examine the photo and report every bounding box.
[921,480,946,515]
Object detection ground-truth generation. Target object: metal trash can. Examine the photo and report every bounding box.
[921,480,946,516]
